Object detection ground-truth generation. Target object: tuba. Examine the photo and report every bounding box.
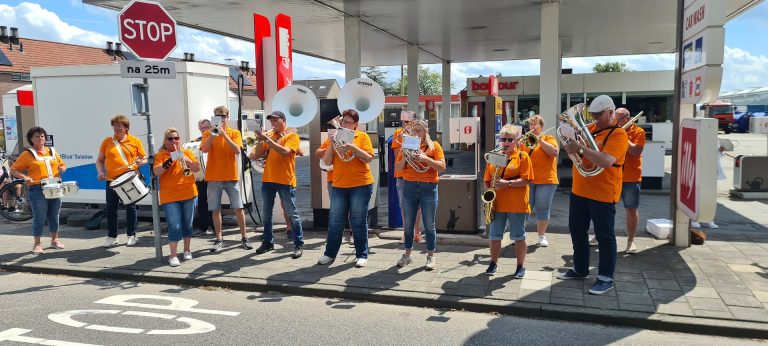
[557,103,604,177]
[327,77,385,163]
[327,116,356,162]
[481,147,505,224]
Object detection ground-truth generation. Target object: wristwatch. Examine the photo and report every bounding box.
[578,147,584,157]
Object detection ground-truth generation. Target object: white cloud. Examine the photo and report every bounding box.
[721,46,768,92]
[0,2,115,46]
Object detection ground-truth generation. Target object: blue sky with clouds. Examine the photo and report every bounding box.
[1,0,766,93]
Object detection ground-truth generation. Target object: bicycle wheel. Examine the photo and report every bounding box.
[0,180,33,221]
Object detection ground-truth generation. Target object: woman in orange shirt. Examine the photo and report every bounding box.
[153,128,200,267]
[483,125,533,277]
[11,127,66,254]
[524,115,559,247]
[394,119,445,270]
[317,109,375,268]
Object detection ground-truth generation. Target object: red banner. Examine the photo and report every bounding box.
[253,13,271,101]
[274,13,292,91]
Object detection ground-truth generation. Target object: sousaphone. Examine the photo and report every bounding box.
[271,84,319,128]
[337,77,385,124]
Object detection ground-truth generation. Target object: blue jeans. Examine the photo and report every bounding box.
[324,184,373,259]
[261,182,303,246]
[402,181,438,251]
[106,182,137,238]
[568,193,617,282]
[29,185,61,237]
[529,184,558,221]
[162,197,196,242]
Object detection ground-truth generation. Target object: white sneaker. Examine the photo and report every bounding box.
[588,236,598,246]
[397,254,412,268]
[102,237,117,248]
[317,255,335,265]
[183,251,193,260]
[702,222,719,229]
[126,235,138,247]
[355,258,368,268]
[626,242,638,254]
[169,256,180,267]
[205,229,214,235]
[691,221,701,228]
[425,255,436,271]
[538,235,549,247]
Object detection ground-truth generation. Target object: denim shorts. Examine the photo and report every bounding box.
[207,180,243,211]
[621,182,641,209]
[488,212,527,241]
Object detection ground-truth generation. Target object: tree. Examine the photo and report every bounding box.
[362,66,399,95]
[592,61,631,73]
[393,66,454,95]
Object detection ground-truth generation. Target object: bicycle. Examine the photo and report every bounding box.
[0,178,32,221]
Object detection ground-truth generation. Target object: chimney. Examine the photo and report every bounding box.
[189,53,195,62]
[183,52,189,61]
[240,61,249,69]
[114,42,122,53]
[106,41,113,53]
[0,26,7,40]
[10,27,19,43]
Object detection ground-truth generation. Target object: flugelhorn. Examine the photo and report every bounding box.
[621,111,644,130]
[175,143,192,176]
[557,104,604,177]
[481,147,505,224]
[401,137,430,173]
[327,116,356,162]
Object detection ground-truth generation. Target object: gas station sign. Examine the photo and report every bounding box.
[677,118,717,220]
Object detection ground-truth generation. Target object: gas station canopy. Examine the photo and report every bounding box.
[86,0,759,66]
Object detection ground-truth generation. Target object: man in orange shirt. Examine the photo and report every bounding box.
[483,125,533,277]
[248,111,304,259]
[96,114,147,248]
[201,106,251,252]
[616,107,645,254]
[558,95,628,295]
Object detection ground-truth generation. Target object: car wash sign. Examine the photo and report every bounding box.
[680,0,725,104]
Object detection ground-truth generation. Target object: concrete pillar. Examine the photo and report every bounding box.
[344,16,361,82]
[441,60,452,148]
[539,1,561,128]
[407,44,419,114]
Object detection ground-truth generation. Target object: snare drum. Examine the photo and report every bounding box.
[182,142,206,181]
[62,181,79,195]
[42,183,65,199]
[109,171,149,205]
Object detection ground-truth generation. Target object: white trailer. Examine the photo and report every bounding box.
[31,62,252,207]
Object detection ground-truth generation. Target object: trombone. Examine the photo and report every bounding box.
[621,111,644,130]
[327,116,356,162]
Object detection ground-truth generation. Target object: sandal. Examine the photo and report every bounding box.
[51,239,65,249]
[33,244,45,254]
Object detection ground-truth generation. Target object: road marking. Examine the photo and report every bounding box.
[48,310,215,335]
[94,294,240,316]
[0,328,101,346]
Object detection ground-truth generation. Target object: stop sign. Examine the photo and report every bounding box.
[119,0,177,61]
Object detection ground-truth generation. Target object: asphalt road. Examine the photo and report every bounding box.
[0,271,764,346]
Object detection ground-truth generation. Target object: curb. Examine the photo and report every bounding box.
[2,262,767,339]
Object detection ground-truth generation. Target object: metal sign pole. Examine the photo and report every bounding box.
[137,78,164,262]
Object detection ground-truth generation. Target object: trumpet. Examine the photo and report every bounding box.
[621,111,644,130]
[481,147,505,224]
[518,127,555,149]
[180,155,192,176]
[211,126,221,136]
[327,116,355,162]
[247,129,275,146]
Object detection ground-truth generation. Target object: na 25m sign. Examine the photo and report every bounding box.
[120,60,176,79]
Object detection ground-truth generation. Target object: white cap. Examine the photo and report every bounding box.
[588,95,616,113]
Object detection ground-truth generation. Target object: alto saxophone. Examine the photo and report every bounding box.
[481,147,504,224]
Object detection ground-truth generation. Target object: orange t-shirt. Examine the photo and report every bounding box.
[571,124,629,203]
[99,134,146,180]
[396,141,445,183]
[622,125,646,183]
[331,130,374,188]
[483,149,532,213]
[525,134,559,185]
[154,149,198,204]
[202,127,242,182]
[391,128,404,178]
[261,132,300,187]
[319,138,333,182]
[12,147,66,185]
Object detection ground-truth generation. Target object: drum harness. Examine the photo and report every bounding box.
[28,147,59,186]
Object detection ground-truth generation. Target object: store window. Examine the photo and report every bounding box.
[625,92,674,123]
[569,93,585,108]
[517,95,539,124]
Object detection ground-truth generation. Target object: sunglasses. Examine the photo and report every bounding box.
[166,137,180,141]
[499,138,517,143]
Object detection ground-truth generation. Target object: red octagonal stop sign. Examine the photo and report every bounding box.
[119,0,177,61]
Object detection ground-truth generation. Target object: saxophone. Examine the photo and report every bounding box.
[481,147,504,224]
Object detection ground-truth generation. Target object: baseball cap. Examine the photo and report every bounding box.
[267,111,286,120]
[588,95,616,113]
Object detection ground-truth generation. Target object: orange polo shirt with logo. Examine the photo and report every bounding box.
[332,130,374,188]
[202,127,242,182]
[261,132,300,187]
[396,141,445,183]
[99,134,146,180]
[391,128,405,178]
[525,134,559,185]
[154,148,198,204]
[12,147,66,185]
[622,125,646,183]
[483,149,533,213]
[319,138,333,182]
[571,124,629,203]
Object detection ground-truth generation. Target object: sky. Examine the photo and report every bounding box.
[1,0,766,93]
